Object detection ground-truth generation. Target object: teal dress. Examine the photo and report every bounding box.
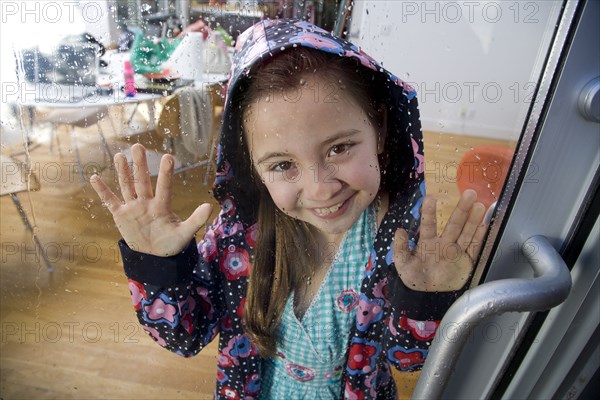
[260,206,376,399]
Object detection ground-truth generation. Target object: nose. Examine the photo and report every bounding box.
[301,162,343,202]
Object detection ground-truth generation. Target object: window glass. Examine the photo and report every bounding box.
[0,1,563,397]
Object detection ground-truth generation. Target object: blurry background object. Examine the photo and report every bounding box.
[129,33,181,76]
[0,154,53,271]
[18,33,104,87]
[457,145,514,210]
[162,32,204,82]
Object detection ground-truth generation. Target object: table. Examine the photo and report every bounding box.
[14,88,164,183]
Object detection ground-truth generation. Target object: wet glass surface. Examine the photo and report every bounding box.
[0,1,563,398]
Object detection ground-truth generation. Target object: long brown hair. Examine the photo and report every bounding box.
[240,48,384,357]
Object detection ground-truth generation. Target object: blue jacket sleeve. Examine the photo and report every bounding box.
[120,236,225,357]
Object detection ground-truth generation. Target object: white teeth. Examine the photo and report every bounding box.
[314,202,343,216]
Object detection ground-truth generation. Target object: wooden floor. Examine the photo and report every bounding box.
[0,112,515,399]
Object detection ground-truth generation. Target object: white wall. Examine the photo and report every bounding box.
[348,0,563,140]
[78,0,120,47]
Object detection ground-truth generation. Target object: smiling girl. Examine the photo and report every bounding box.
[91,19,487,399]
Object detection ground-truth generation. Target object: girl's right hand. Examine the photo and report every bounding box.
[90,143,213,257]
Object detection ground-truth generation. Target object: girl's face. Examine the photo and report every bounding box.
[244,77,385,243]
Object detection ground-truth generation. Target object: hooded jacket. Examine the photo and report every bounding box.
[120,19,462,399]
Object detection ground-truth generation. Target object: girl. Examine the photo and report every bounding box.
[91,19,487,399]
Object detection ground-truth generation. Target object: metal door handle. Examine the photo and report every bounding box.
[411,235,572,399]
[578,76,600,122]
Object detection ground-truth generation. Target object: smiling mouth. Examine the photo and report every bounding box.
[313,201,345,216]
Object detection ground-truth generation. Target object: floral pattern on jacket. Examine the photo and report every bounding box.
[120,19,462,399]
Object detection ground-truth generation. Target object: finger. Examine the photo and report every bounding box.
[393,228,413,268]
[467,222,488,261]
[114,152,137,201]
[179,203,213,239]
[131,143,153,199]
[419,195,437,240]
[90,174,121,213]
[155,154,175,211]
[442,189,477,243]
[456,201,486,252]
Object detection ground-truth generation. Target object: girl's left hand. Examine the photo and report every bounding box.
[393,189,487,292]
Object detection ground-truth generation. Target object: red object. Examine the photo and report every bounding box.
[457,145,514,209]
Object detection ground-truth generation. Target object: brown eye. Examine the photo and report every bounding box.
[273,161,293,171]
[329,143,351,156]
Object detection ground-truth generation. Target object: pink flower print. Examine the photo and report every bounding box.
[290,33,342,53]
[393,76,415,93]
[215,160,233,185]
[142,325,166,347]
[336,289,359,312]
[235,24,252,51]
[411,138,424,174]
[236,298,246,319]
[216,366,229,383]
[178,295,196,316]
[344,49,378,73]
[372,277,389,306]
[244,373,260,395]
[245,223,258,248]
[220,247,250,280]
[213,218,243,237]
[347,339,381,374]
[356,294,384,332]
[294,20,329,34]
[219,386,240,400]
[241,39,269,66]
[217,353,234,367]
[223,334,252,359]
[344,380,366,400]
[199,230,218,262]
[388,316,398,336]
[178,295,196,334]
[365,372,377,397]
[285,362,316,382]
[364,251,376,277]
[221,315,233,331]
[180,314,193,335]
[143,294,178,327]
[196,286,215,320]
[400,316,439,341]
[387,346,427,371]
[221,196,237,216]
[128,279,146,311]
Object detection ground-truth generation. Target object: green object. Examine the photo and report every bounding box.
[129,33,181,74]
[215,25,234,47]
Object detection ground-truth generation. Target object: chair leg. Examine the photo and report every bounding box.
[70,127,85,185]
[126,103,140,125]
[97,123,113,164]
[204,134,217,186]
[49,124,63,158]
[10,194,54,272]
[107,113,118,141]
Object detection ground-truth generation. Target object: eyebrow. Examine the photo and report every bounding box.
[255,129,362,165]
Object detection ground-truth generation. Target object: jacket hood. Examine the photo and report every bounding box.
[212,18,425,242]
